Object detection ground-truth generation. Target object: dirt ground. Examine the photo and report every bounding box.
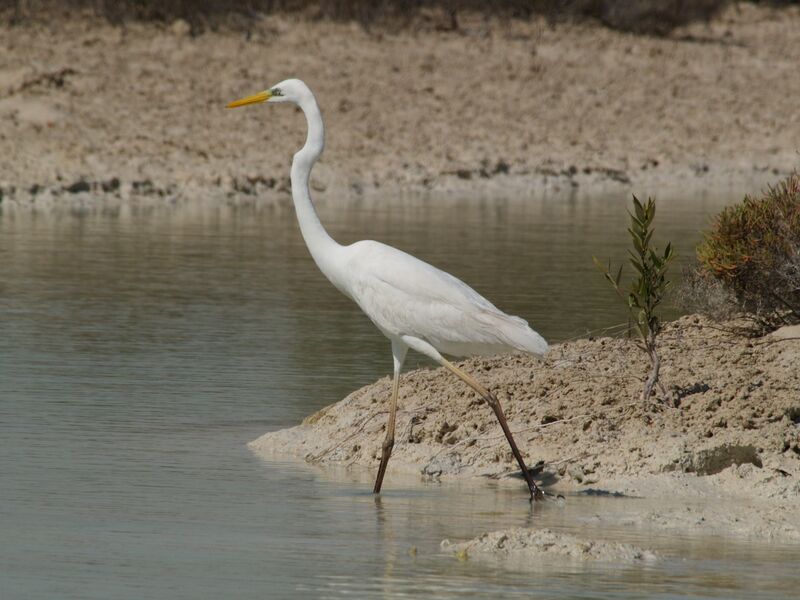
[1,2,799,208]
[251,316,800,548]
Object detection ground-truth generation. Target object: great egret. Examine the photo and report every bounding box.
[228,79,548,500]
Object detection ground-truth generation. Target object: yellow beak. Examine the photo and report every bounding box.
[227,90,271,109]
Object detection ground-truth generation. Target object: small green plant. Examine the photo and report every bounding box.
[695,173,800,328]
[594,196,675,401]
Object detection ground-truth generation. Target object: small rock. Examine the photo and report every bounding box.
[666,444,763,475]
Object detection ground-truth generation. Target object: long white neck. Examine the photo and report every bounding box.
[290,93,342,279]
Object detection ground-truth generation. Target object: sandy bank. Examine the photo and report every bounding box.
[441,528,659,565]
[1,2,799,209]
[250,316,800,544]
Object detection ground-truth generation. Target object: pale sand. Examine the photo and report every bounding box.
[1,2,799,209]
[251,317,800,548]
[441,528,659,565]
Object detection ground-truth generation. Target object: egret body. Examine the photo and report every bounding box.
[228,79,548,500]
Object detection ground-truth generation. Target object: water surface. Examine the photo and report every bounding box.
[2,194,797,598]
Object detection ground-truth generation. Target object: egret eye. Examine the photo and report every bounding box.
[270,87,284,97]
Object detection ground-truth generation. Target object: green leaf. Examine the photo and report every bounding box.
[632,195,645,221]
[631,234,644,254]
[644,229,654,250]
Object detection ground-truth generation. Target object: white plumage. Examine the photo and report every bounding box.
[228,79,548,500]
[344,239,548,358]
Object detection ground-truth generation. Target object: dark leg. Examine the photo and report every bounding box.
[440,358,544,501]
[373,372,400,494]
[483,389,544,501]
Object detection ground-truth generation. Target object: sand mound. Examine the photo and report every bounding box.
[250,315,800,539]
[441,527,658,564]
[250,316,799,484]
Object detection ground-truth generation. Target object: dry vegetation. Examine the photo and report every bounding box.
[2,0,730,34]
[681,174,800,330]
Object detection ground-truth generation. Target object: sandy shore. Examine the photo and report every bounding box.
[251,316,800,555]
[441,528,659,566]
[1,2,799,210]
[5,5,799,565]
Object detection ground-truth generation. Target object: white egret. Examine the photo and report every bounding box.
[228,79,548,500]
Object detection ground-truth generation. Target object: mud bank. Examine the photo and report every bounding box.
[441,528,659,565]
[1,3,799,208]
[250,316,800,545]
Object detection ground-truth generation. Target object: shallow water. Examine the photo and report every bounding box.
[2,194,798,598]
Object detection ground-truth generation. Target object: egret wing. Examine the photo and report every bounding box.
[345,241,547,356]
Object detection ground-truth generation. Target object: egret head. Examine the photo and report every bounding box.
[227,78,311,109]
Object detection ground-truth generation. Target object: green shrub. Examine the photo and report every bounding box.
[696,173,800,327]
[595,196,674,401]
